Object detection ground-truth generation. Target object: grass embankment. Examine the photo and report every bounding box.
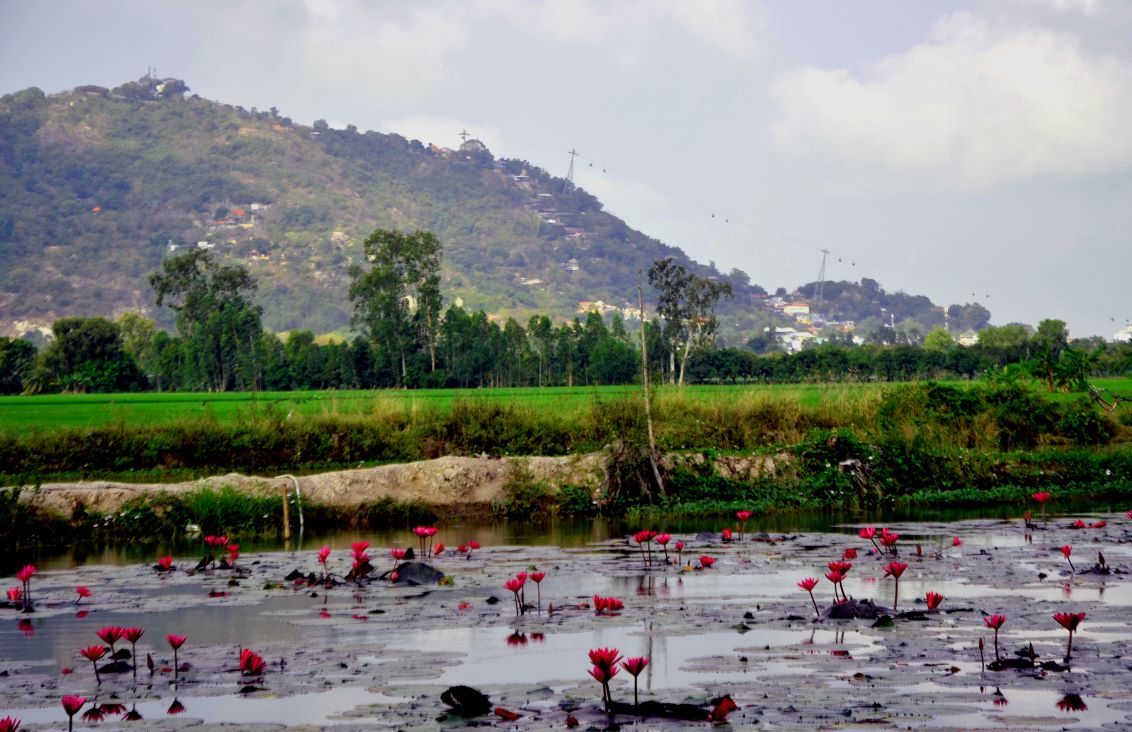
[1,380,1130,550]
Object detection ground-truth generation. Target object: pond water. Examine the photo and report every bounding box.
[20,499,1128,573]
[3,505,1132,730]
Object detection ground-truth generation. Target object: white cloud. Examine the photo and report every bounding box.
[1013,0,1102,15]
[769,12,1132,189]
[469,0,765,60]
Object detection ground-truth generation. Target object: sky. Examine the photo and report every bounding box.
[2,0,1131,338]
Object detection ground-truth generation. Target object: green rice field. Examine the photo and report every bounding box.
[0,384,832,432]
[0,378,1124,433]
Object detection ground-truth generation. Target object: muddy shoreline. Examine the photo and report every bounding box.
[2,511,1131,729]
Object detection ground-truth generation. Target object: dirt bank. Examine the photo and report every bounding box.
[17,453,608,518]
[13,451,799,520]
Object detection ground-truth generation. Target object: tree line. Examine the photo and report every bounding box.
[0,228,1128,395]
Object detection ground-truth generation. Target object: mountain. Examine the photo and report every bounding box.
[0,76,761,338]
[0,77,978,342]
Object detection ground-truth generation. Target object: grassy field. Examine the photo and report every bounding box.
[0,382,891,432]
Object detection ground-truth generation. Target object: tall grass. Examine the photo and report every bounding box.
[0,382,1124,486]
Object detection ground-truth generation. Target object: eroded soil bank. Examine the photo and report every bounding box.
[16,453,609,518]
[2,511,1132,730]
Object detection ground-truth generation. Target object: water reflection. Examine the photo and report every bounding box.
[25,500,1129,574]
[1057,693,1088,713]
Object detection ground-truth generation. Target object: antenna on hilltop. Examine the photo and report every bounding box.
[563,149,578,193]
[814,248,829,310]
[459,129,470,144]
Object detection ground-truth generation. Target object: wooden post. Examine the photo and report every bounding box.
[281,483,292,541]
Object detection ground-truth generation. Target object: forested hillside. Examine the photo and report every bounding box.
[0,76,757,337]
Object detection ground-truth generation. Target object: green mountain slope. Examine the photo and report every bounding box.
[0,77,755,336]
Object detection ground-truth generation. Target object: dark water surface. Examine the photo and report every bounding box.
[23,499,1129,573]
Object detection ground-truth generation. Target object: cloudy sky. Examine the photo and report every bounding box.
[3,0,1130,337]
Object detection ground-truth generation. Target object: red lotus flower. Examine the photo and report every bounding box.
[515,571,528,584]
[798,577,820,616]
[1053,611,1085,631]
[240,647,267,676]
[1090,520,1106,529]
[952,536,962,547]
[391,547,406,560]
[655,532,671,545]
[528,571,546,608]
[121,627,144,674]
[722,527,733,541]
[880,530,899,549]
[984,614,1006,661]
[0,715,20,732]
[457,544,467,554]
[7,587,21,603]
[621,656,649,705]
[1032,492,1052,522]
[825,570,845,602]
[1061,544,1076,571]
[699,555,715,569]
[61,695,86,732]
[75,586,91,603]
[1126,509,1132,520]
[61,695,86,716]
[15,564,35,583]
[593,595,624,615]
[925,591,943,611]
[80,644,106,683]
[317,546,330,565]
[433,543,445,555]
[166,633,186,677]
[1053,611,1086,659]
[736,510,751,522]
[884,561,908,611]
[505,577,525,615]
[984,614,1006,630]
[842,547,857,560]
[156,555,173,571]
[96,625,124,652]
[883,561,907,579]
[589,647,622,669]
[859,526,881,554]
[226,544,240,561]
[708,696,738,723]
[829,560,852,575]
[468,540,480,549]
[587,664,618,684]
[1073,519,1086,528]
